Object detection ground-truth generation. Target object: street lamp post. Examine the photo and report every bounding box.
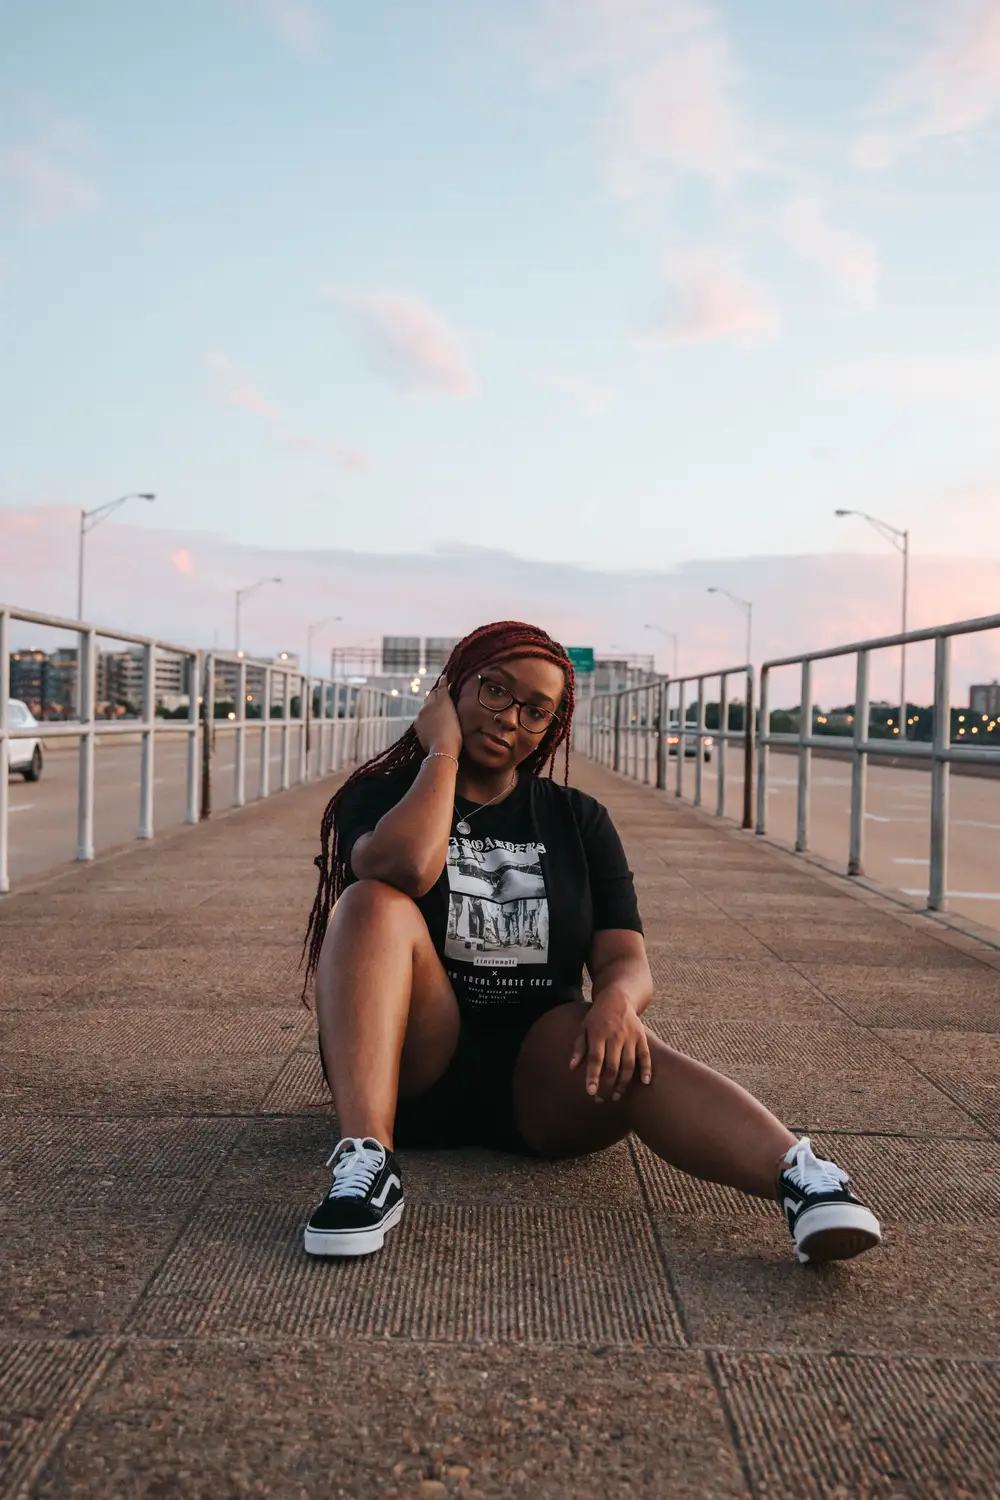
[77,492,156,620]
[707,587,753,664]
[643,623,679,678]
[234,577,282,656]
[305,615,342,760]
[835,509,910,739]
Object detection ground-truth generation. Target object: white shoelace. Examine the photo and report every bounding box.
[324,1137,386,1200]
[783,1137,849,1195]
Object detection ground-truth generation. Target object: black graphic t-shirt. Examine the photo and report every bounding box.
[335,765,643,1035]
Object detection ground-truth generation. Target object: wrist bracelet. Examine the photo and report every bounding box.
[424,751,459,767]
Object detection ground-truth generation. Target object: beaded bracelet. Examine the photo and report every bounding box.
[424,751,459,767]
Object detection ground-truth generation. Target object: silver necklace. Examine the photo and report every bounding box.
[454,773,517,836]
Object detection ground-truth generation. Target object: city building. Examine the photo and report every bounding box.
[97,648,190,712]
[971,682,1000,718]
[9,650,47,713]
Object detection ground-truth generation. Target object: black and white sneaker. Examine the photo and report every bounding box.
[779,1137,882,1266]
[303,1137,403,1257]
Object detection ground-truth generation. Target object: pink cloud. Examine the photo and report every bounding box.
[236,0,320,52]
[1,145,97,222]
[531,0,765,192]
[280,432,371,472]
[639,248,778,348]
[171,548,195,577]
[335,290,476,397]
[204,350,369,470]
[779,196,878,310]
[854,1,1000,168]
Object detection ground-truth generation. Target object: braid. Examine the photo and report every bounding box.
[301,620,576,993]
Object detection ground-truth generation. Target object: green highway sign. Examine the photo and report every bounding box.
[567,646,595,673]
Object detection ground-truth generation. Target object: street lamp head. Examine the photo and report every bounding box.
[834,509,851,518]
[707,587,719,595]
[139,493,156,502]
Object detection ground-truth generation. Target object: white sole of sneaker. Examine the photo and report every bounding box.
[303,1200,404,1258]
[794,1202,882,1265]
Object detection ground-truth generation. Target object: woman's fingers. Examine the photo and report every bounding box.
[611,1041,636,1102]
[585,1035,607,1098]
[568,1028,587,1071]
[637,1029,653,1085]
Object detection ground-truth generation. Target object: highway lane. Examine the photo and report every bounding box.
[3,728,314,886]
[6,734,999,935]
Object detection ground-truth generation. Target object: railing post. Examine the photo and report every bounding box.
[717,672,728,818]
[298,673,308,784]
[755,666,769,834]
[795,659,812,852]
[929,635,951,911]
[655,679,667,791]
[0,607,10,894]
[694,675,706,807]
[76,627,96,861]
[185,653,199,825]
[235,657,247,808]
[742,668,754,831]
[675,681,684,799]
[259,666,271,798]
[281,670,291,790]
[643,686,651,785]
[848,650,869,876]
[138,641,156,838]
[613,694,621,773]
[200,652,215,820]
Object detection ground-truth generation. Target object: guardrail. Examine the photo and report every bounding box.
[0,604,416,894]
[574,665,755,829]
[757,612,1000,911]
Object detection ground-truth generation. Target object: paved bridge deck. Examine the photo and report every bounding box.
[2,759,999,1499]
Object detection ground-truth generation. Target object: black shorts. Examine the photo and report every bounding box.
[317,1023,540,1156]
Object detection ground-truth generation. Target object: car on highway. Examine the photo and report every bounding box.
[666,727,714,762]
[5,698,44,781]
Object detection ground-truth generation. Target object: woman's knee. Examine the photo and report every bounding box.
[326,878,423,936]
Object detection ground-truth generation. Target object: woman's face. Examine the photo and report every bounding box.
[455,654,566,772]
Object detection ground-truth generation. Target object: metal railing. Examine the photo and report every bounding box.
[1,603,416,893]
[574,665,755,829]
[757,612,1000,911]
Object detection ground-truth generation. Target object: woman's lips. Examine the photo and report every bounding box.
[481,730,513,752]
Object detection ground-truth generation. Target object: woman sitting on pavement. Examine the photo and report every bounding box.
[301,620,881,1266]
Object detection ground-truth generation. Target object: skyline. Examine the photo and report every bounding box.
[3,2,1000,571]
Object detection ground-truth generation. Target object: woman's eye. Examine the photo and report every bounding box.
[484,682,507,700]
[524,708,549,726]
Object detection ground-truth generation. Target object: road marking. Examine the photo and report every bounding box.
[893,857,929,865]
[864,813,892,823]
[9,804,35,814]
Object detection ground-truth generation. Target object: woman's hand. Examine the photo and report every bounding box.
[415,677,463,760]
[569,991,652,1103]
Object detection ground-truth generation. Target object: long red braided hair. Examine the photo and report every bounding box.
[302,620,576,988]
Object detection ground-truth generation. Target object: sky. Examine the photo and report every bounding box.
[2,1,1000,582]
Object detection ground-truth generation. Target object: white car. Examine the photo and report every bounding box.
[666,729,714,762]
[5,698,43,781]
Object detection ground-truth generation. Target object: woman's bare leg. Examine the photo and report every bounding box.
[315,879,461,1145]
[514,1003,795,1198]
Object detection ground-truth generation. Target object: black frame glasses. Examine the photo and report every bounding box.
[476,674,559,735]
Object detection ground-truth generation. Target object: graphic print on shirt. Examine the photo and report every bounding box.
[444,836,549,966]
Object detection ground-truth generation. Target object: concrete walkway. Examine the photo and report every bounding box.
[2,759,999,1499]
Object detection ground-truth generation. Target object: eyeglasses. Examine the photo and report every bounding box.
[476,675,559,735]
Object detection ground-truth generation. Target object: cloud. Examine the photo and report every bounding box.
[779,196,878,310]
[1,144,97,222]
[824,355,1000,401]
[333,290,476,397]
[530,0,766,192]
[205,350,369,469]
[235,0,321,52]
[854,1,1000,168]
[171,548,195,577]
[536,371,615,418]
[638,248,778,348]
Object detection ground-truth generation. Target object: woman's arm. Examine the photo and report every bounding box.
[351,682,462,898]
[570,928,654,1102]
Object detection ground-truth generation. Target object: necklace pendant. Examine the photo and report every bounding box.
[456,819,472,836]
